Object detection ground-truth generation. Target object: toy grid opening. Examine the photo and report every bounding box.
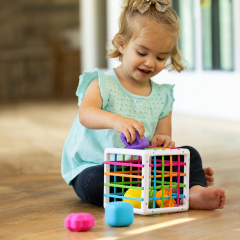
[104,147,190,215]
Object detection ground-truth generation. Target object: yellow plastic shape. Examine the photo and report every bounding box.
[123,189,142,208]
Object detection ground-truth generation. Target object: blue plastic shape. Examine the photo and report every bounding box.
[120,131,149,149]
[105,201,134,227]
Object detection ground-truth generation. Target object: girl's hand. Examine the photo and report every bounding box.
[151,135,175,148]
[114,116,145,143]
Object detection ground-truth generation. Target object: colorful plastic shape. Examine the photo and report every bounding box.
[120,131,149,149]
[123,189,153,208]
[105,201,134,227]
[65,213,94,232]
[156,189,176,208]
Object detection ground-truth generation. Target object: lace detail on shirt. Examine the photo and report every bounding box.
[104,75,170,121]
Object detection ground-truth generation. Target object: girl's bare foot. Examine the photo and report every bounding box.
[189,185,226,210]
[203,167,214,186]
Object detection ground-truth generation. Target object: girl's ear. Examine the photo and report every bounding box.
[115,34,125,54]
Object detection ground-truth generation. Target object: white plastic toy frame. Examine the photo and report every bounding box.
[104,147,190,215]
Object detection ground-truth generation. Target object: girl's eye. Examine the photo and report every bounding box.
[137,51,146,56]
[157,57,165,61]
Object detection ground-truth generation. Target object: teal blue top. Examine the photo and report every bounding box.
[61,68,175,185]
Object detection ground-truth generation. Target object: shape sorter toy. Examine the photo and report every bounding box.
[104,147,190,215]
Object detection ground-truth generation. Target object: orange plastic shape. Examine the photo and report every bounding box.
[156,189,176,208]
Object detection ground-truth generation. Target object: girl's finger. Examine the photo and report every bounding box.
[156,136,164,146]
[169,141,175,148]
[124,130,131,143]
[134,122,145,139]
[151,136,157,146]
[163,138,170,147]
[128,127,136,143]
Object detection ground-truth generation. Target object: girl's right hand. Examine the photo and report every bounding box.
[113,116,145,143]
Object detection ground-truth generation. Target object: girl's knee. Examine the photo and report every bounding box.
[72,166,104,205]
[81,166,104,190]
[180,145,199,154]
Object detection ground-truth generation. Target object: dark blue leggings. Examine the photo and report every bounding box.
[71,146,207,206]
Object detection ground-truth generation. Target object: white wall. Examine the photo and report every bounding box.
[233,0,240,72]
[80,0,123,71]
[80,0,98,71]
[152,0,240,122]
[152,70,240,121]
[106,0,125,69]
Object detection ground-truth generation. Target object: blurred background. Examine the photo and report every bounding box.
[0,0,239,121]
[0,0,81,99]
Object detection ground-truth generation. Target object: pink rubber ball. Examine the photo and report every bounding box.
[65,213,94,232]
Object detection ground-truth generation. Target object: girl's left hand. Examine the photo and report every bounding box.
[151,135,175,148]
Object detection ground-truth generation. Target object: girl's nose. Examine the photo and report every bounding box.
[145,58,155,68]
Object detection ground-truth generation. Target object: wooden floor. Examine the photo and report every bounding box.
[1,100,240,240]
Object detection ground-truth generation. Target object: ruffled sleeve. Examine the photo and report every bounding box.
[76,68,110,109]
[159,84,175,119]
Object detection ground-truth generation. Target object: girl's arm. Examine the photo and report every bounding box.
[151,111,175,147]
[79,78,145,143]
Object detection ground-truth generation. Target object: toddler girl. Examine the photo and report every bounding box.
[61,0,226,210]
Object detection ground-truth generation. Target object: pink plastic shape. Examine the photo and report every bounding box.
[65,213,94,232]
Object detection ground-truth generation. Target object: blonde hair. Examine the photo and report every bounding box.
[107,0,186,72]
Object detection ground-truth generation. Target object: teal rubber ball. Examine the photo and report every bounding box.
[105,201,134,227]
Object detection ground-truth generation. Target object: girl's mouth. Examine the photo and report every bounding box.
[138,68,151,76]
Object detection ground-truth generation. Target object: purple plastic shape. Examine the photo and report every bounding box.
[65,213,94,232]
[120,131,149,149]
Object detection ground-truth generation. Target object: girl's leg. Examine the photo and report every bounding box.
[72,165,128,206]
[72,165,105,206]
[178,145,207,188]
[177,146,226,209]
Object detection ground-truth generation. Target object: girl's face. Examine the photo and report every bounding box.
[118,21,175,84]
